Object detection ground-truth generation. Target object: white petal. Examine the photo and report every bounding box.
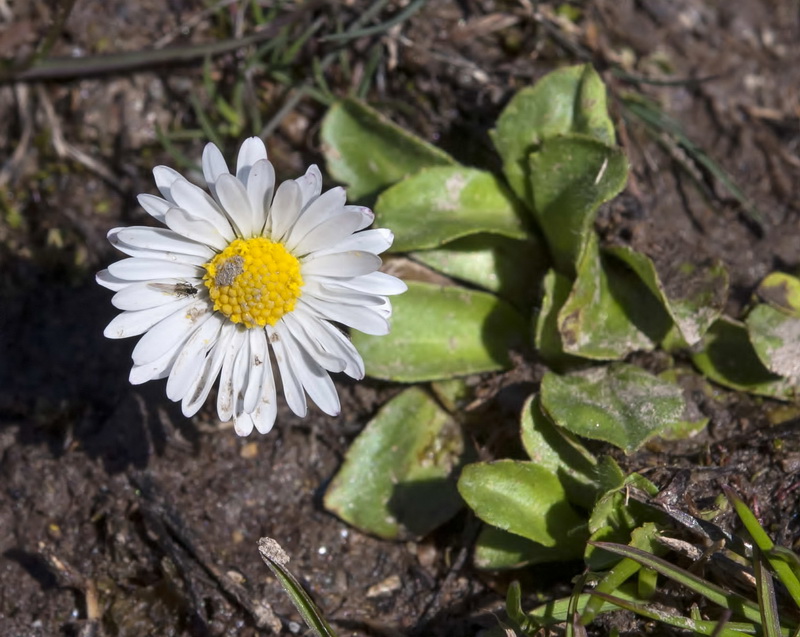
[103,298,193,339]
[217,328,247,422]
[279,323,340,416]
[137,194,171,223]
[312,228,393,258]
[96,269,130,291]
[281,312,346,373]
[131,299,213,365]
[301,295,389,335]
[166,313,224,401]
[282,188,346,251]
[321,271,407,295]
[202,143,229,198]
[236,137,268,185]
[269,179,302,243]
[249,352,278,434]
[291,211,365,256]
[108,257,203,281]
[234,412,255,436]
[302,278,385,308]
[267,324,307,417]
[242,328,269,414]
[346,205,376,230]
[182,323,237,416]
[246,159,274,236]
[129,340,182,384]
[153,166,183,203]
[112,280,203,311]
[108,227,212,265]
[165,207,230,251]
[170,178,234,240]
[215,172,254,238]
[112,227,215,259]
[301,251,381,278]
[294,164,322,209]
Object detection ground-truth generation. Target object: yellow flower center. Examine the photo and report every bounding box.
[203,237,303,329]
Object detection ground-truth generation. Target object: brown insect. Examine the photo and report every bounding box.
[148,282,199,298]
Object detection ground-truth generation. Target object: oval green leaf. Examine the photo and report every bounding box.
[458,459,586,547]
[529,135,628,273]
[376,167,527,251]
[558,235,671,360]
[520,395,598,509]
[473,524,583,570]
[756,272,800,318]
[540,363,687,454]
[491,64,615,203]
[321,98,456,200]
[606,246,728,346]
[354,280,528,382]
[323,387,468,540]
[691,317,797,400]
[746,304,800,381]
[410,233,548,308]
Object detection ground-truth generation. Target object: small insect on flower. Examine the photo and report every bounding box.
[147,282,199,298]
[97,137,406,436]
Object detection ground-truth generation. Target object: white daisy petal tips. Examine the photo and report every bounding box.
[98,138,406,435]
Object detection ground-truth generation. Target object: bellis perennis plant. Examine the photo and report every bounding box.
[97,137,406,436]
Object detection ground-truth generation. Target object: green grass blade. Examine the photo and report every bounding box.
[754,549,783,637]
[590,592,756,636]
[724,486,800,610]
[580,557,642,624]
[258,537,337,637]
[590,542,763,625]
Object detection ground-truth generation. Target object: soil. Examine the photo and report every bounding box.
[1,1,800,636]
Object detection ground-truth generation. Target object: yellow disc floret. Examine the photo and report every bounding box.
[203,237,303,328]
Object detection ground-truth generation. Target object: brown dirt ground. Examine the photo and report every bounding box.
[1,1,800,636]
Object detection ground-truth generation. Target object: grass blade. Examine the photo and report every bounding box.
[754,549,783,637]
[258,537,338,637]
[724,486,800,610]
[590,542,763,625]
[589,592,756,637]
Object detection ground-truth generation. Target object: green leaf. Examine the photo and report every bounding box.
[558,235,671,360]
[354,280,528,382]
[323,388,467,540]
[411,233,548,309]
[458,459,587,548]
[606,246,728,346]
[529,136,628,273]
[691,317,797,400]
[473,524,581,570]
[520,395,598,509]
[746,304,800,381]
[375,167,527,251]
[492,64,615,204]
[533,269,585,369]
[321,98,456,200]
[258,537,338,637]
[540,363,686,454]
[756,272,800,317]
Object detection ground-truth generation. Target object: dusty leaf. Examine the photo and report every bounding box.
[540,364,686,454]
[606,246,728,346]
[375,167,527,251]
[353,280,528,382]
[458,459,587,547]
[324,387,467,540]
[321,98,456,200]
[491,64,615,205]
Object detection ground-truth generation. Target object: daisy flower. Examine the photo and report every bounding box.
[97,138,406,436]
